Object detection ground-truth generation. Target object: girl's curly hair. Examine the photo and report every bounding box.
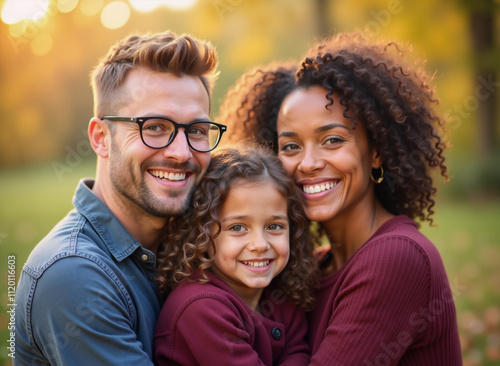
[156,146,319,311]
[217,62,297,153]
[297,32,448,224]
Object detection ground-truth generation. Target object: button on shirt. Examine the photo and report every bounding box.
[14,179,162,366]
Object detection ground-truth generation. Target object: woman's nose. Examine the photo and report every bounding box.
[298,146,324,174]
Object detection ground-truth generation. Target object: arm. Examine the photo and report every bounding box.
[310,238,431,366]
[31,256,154,365]
[156,296,267,366]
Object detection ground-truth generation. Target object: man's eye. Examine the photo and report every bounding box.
[145,124,161,132]
[188,127,207,136]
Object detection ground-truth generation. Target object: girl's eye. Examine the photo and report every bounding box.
[229,224,245,232]
[267,223,284,231]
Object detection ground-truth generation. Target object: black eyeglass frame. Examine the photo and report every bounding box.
[102,116,227,152]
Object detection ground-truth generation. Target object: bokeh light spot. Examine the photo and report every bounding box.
[100,1,130,29]
[1,0,50,24]
[162,0,198,10]
[57,0,79,14]
[79,0,104,16]
[129,0,197,12]
[9,20,28,37]
[31,33,53,56]
[129,0,160,12]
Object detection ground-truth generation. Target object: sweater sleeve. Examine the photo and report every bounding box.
[155,295,266,366]
[310,236,431,366]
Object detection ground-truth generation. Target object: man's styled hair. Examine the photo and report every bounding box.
[90,31,219,117]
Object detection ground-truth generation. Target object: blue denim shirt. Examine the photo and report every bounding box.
[14,179,162,365]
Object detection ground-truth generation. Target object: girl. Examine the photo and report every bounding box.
[154,146,319,366]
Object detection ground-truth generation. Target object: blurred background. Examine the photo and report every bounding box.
[0,0,498,365]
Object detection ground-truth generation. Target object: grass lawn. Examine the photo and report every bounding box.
[1,159,499,365]
[421,199,500,365]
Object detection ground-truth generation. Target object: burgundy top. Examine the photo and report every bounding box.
[308,215,462,365]
[155,270,310,366]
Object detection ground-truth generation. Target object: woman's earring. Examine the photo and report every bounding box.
[370,166,384,184]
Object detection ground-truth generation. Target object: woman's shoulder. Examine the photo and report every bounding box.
[359,215,440,262]
[346,215,449,286]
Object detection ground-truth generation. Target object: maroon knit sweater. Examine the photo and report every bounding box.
[307,215,462,365]
[155,270,310,366]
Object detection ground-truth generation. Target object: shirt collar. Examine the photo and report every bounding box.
[73,178,144,262]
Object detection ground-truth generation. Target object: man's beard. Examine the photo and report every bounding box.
[108,143,199,218]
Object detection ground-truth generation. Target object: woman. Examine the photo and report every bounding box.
[219,32,462,365]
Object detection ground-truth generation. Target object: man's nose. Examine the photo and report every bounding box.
[162,129,192,162]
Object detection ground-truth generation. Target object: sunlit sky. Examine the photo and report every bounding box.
[1,0,198,55]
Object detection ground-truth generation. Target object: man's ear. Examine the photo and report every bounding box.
[88,117,110,158]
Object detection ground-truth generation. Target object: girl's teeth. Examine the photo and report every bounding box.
[243,260,270,267]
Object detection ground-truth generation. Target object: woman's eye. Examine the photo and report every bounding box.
[280,143,300,152]
[325,136,344,145]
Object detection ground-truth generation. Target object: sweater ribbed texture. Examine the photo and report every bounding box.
[308,215,462,365]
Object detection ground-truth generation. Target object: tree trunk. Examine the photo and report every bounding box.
[469,3,498,157]
[314,0,330,38]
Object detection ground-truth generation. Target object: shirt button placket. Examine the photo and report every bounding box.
[271,327,282,340]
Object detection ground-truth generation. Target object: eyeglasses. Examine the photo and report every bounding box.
[102,116,227,152]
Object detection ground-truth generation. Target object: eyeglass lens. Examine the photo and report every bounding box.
[141,118,221,151]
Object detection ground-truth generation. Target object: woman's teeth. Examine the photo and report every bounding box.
[303,181,338,194]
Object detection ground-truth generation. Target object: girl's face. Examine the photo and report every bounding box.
[212,178,290,307]
[277,86,380,224]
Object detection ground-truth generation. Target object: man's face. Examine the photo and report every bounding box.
[107,67,211,217]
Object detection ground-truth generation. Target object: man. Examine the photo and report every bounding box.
[14,31,224,365]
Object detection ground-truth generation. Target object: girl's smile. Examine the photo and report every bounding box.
[211,179,290,311]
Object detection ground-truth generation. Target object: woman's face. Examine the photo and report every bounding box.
[277,86,380,224]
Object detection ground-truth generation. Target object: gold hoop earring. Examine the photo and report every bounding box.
[370,166,384,184]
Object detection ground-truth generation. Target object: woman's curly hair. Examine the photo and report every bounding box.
[217,62,297,153]
[156,146,319,311]
[296,32,448,224]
